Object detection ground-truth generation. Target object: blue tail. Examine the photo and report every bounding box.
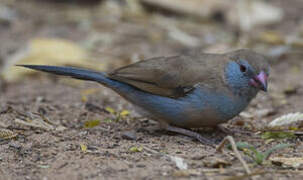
[17,65,113,86]
[18,64,149,102]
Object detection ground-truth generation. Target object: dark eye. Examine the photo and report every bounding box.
[239,64,247,73]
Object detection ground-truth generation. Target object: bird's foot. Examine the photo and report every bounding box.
[164,125,215,147]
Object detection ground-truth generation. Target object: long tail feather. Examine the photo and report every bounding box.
[17,65,110,84]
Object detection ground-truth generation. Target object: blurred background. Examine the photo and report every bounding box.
[1,0,303,179]
[0,0,302,82]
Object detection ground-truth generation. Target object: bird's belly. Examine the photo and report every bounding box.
[121,87,250,128]
[177,89,250,128]
[172,107,224,127]
[133,103,222,127]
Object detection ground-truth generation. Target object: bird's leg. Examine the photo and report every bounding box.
[164,124,215,146]
[216,124,252,135]
[216,124,234,134]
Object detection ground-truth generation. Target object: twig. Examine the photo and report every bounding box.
[225,170,266,180]
[37,112,56,126]
[15,118,54,131]
[142,146,159,154]
[216,136,252,175]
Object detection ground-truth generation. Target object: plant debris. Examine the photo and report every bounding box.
[268,113,303,128]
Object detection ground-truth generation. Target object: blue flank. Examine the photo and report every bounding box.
[121,87,251,127]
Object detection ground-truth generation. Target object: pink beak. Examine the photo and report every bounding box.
[250,71,268,91]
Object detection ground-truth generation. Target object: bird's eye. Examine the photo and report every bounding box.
[239,64,247,73]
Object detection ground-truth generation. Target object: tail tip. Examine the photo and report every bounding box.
[16,64,32,67]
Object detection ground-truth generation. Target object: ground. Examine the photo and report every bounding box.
[0,0,303,179]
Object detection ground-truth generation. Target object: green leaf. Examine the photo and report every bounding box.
[261,131,296,140]
[80,144,87,152]
[227,141,292,165]
[120,110,130,117]
[103,118,113,123]
[129,146,143,153]
[263,144,292,160]
[83,119,100,128]
[228,142,255,151]
[228,142,266,164]
[38,165,49,169]
[105,107,116,114]
[254,151,265,165]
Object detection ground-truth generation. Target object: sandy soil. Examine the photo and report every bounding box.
[0,0,303,179]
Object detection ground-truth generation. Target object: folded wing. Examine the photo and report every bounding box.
[109,54,224,98]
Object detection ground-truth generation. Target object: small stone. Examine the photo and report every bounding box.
[121,130,137,140]
[9,142,22,150]
[239,112,254,119]
[255,108,276,118]
[136,164,146,168]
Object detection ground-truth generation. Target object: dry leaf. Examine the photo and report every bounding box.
[1,38,105,82]
[83,119,101,128]
[270,92,288,106]
[141,0,230,19]
[129,146,143,152]
[239,112,254,119]
[172,169,201,177]
[204,157,231,168]
[81,95,88,103]
[261,131,295,140]
[120,110,130,117]
[268,113,303,128]
[227,0,283,31]
[255,109,276,118]
[169,156,188,170]
[271,157,303,168]
[80,144,88,152]
[258,31,285,45]
[0,129,17,140]
[55,126,67,131]
[105,107,116,114]
[167,26,200,47]
[15,116,67,132]
[15,118,54,131]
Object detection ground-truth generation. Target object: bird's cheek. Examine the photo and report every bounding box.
[249,78,259,88]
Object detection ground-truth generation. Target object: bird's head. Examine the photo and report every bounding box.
[224,49,270,96]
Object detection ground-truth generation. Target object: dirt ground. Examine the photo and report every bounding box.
[1,0,303,179]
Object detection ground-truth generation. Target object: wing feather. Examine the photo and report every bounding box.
[108,54,225,98]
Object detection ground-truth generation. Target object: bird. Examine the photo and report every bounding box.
[18,49,269,145]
